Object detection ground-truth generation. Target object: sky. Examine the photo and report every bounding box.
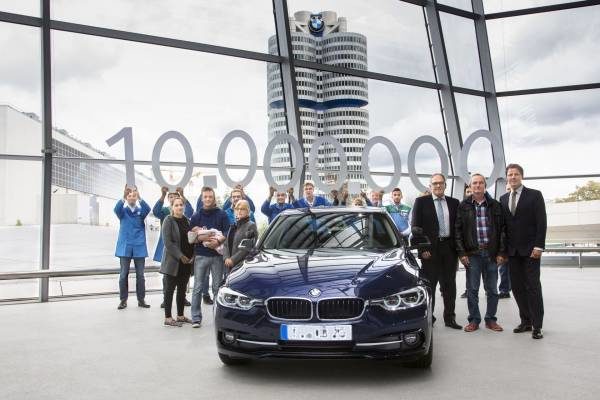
[1,0,599,208]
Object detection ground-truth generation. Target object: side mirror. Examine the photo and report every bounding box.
[408,242,432,251]
[238,238,255,250]
[409,227,432,251]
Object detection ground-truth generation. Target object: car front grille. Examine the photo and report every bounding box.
[318,298,364,320]
[267,298,312,320]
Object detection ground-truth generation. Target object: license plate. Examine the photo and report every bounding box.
[280,324,352,341]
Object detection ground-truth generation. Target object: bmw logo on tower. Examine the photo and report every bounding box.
[308,13,324,35]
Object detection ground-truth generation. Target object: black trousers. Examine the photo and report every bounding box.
[508,255,544,329]
[163,264,192,319]
[421,240,458,322]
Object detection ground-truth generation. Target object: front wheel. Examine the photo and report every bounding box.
[403,336,433,369]
[218,352,250,366]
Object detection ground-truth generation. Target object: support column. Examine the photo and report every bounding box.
[39,0,54,302]
[424,1,465,198]
[472,0,507,198]
[273,0,305,193]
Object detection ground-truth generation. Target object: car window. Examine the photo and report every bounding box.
[261,212,398,250]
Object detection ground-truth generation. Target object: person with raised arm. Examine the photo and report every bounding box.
[114,185,151,310]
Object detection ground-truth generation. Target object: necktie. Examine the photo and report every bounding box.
[436,197,447,237]
[510,191,517,216]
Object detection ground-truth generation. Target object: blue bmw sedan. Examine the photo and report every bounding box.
[214,207,433,367]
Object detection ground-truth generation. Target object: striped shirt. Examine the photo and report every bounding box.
[473,198,490,246]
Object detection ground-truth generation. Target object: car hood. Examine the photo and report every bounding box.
[226,248,421,300]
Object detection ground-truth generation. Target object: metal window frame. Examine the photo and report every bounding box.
[1,0,600,301]
[273,0,305,191]
[39,0,52,302]
[485,0,600,19]
[424,1,465,198]
[471,0,506,198]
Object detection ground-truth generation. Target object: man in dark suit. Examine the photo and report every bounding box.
[500,164,547,339]
[411,173,461,329]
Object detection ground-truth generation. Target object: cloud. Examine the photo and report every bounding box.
[0,23,41,93]
[488,6,600,90]
[52,31,122,84]
[51,0,276,53]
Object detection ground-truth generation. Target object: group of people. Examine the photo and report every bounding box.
[411,164,546,339]
[114,184,257,327]
[113,162,546,338]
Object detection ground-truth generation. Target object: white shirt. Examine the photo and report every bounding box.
[509,185,523,211]
[126,202,138,213]
[432,194,450,237]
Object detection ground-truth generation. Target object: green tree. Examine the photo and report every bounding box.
[555,181,600,202]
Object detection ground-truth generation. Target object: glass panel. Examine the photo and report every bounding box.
[48,275,163,298]
[521,177,600,249]
[0,280,38,301]
[438,0,473,11]
[439,12,483,90]
[47,162,293,271]
[287,0,436,81]
[51,30,270,163]
[0,0,39,16]
[454,93,494,177]
[51,0,275,53]
[49,160,147,270]
[499,89,600,176]
[484,0,586,13]
[488,6,600,91]
[368,81,448,202]
[0,23,42,156]
[0,160,42,273]
[285,66,447,203]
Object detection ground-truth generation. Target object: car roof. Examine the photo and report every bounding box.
[279,206,387,216]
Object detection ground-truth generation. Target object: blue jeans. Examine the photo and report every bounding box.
[498,262,511,294]
[119,257,145,301]
[201,273,210,296]
[191,255,224,323]
[466,251,499,324]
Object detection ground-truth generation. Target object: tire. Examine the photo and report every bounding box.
[218,352,250,366]
[403,335,433,369]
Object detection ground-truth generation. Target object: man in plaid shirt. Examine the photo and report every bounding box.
[455,174,507,333]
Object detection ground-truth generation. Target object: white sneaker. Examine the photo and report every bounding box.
[192,322,201,328]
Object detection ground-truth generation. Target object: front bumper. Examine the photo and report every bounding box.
[214,302,432,360]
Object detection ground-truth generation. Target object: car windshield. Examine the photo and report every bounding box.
[261,212,399,250]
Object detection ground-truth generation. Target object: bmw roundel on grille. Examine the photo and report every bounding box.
[309,288,321,297]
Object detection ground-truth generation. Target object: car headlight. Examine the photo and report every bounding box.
[370,286,427,311]
[216,287,261,310]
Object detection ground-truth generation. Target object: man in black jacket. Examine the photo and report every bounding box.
[455,174,507,333]
[500,164,547,339]
[411,173,461,329]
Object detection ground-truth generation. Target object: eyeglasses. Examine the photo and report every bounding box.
[430,181,445,186]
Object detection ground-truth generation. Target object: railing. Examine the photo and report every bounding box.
[0,266,162,304]
[1,248,598,304]
[2,249,599,282]
[542,247,600,269]
[0,265,160,281]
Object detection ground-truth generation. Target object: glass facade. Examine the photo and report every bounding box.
[0,0,598,301]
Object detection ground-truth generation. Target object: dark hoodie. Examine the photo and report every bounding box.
[189,206,230,257]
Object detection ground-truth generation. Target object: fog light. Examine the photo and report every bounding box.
[404,332,419,346]
[223,332,236,344]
